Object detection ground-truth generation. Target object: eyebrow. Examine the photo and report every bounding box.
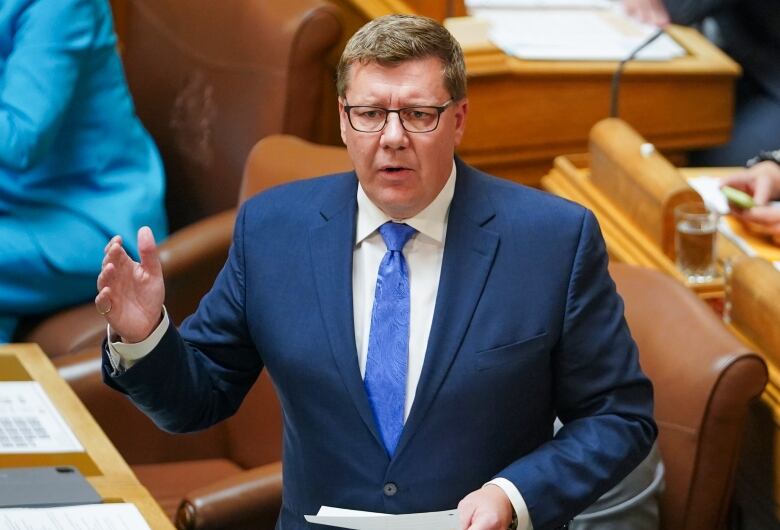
[347,100,446,107]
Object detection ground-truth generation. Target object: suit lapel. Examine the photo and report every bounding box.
[395,163,499,457]
[309,174,384,448]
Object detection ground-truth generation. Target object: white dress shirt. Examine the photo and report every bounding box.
[107,160,531,529]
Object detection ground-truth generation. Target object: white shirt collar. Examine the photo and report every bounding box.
[355,161,456,246]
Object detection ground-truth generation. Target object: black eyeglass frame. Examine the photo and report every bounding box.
[343,99,455,133]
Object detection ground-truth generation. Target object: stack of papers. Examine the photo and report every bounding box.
[305,506,458,530]
[0,504,151,530]
[467,0,612,7]
[465,1,685,60]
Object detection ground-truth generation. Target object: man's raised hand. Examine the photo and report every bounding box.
[95,226,165,343]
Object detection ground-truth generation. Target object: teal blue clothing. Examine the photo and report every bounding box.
[0,0,167,341]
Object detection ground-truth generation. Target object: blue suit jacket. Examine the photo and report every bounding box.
[105,160,656,530]
[0,0,166,274]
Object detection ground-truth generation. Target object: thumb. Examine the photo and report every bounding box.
[137,226,162,275]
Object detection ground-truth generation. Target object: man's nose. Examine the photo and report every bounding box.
[380,112,408,149]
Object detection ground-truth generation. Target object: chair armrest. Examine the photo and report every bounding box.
[24,305,106,359]
[176,461,282,530]
[159,209,235,276]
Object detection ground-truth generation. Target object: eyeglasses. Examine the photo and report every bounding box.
[343,99,454,133]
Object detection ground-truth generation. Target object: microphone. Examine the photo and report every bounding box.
[609,28,666,118]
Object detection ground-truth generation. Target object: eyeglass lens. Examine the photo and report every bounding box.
[349,107,442,133]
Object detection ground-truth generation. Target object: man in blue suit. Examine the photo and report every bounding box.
[97,14,655,530]
[0,0,167,342]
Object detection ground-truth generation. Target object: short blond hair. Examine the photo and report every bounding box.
[336,14,466,101]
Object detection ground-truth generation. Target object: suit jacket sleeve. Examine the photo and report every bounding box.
[103,203,263,433]
[495,210,657,530]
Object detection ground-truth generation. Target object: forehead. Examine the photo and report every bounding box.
[345,57,448,103]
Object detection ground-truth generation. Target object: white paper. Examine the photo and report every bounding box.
[688,175,780,215]
[466,0,612,8]
[687,176,731,215]
[0,503,151,530]
[0,382,83,453]
[305,506,458,530]
[472,6,685,60]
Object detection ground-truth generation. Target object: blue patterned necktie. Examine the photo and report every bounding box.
[364,221,417,456]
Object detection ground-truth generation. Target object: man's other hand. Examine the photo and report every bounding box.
[622,0,670,26]
[458,484,514,530]
[95,226,165,343]
[722,161,780,244]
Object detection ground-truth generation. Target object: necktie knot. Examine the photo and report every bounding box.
[379,222,416,252]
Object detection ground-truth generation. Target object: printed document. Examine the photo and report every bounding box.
[0,381,83,453]
[305,506,459,530]
[0,503,151,530]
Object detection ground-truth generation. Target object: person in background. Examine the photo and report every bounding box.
[622,0,780,167]
[0,0,167,342]
[96,14,655,530]
[721,151,780,244]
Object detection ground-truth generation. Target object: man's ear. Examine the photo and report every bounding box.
[453,98,468,147]
[338,98,348,146]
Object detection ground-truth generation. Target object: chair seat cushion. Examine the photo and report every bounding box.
[133,458,243,521]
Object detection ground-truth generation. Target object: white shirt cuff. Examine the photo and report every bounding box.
[107,308,170,371]
[485,477,533,530]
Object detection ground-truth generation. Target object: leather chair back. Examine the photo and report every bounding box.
[121,0,341,231]
[238,134,354,203]
[609,263,767,530]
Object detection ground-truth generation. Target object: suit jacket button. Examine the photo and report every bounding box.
[383,482,398,496]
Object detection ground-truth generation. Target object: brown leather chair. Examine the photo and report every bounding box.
[19,0,343,357]
[120,0,341,231]
[609,262,767,530]
[54,136,352,529]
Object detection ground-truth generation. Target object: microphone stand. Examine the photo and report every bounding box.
[610,28,666,118]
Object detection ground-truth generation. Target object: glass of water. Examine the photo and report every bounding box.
[674,202,719,284]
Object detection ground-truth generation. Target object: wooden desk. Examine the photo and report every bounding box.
[0,344,173,529]
[317,0,740,186]
[543,156,780,527]
[542,153,742,300]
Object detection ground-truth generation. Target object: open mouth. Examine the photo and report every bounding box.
[381,166,409,173]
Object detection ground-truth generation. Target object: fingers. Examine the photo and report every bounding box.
[103,235,122,253]
[648,0,670,26]
[137,226,163,277]
[753,175,774,206]
[457,486,513,530]
[95,287,112,318]
[622,0,638,19]
[623,0,669,25]
[458,498,476,530]
[720,171,753,194]
[741,206,780,227]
